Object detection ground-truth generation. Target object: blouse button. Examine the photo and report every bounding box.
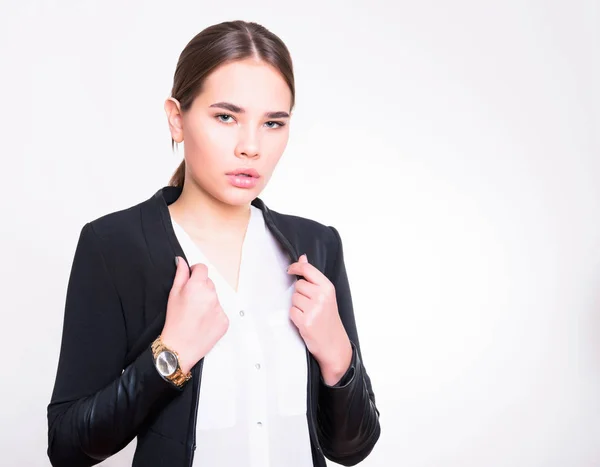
[239,310,245,317]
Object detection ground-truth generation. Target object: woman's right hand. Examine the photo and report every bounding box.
[160,256,229,374]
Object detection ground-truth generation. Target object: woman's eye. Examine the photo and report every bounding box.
[216,114,235,123]
[265,121,285,129]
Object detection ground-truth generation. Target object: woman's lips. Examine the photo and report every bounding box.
[226,174,259,188]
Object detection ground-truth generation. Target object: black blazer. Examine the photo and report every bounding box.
[47,185,381,467]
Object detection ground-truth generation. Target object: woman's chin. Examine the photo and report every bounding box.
[219,186,262,206]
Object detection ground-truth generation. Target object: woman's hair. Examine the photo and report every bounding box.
[167,20,296,188]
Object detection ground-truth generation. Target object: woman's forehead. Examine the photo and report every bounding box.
[196,60,292,112]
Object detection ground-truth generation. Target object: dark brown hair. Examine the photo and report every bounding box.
[167,20,296,188]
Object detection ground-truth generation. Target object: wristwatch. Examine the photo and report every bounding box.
[151,335,192,388]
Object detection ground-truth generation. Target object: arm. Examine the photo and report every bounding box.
[47,223,179,467]
[316,225,381,466]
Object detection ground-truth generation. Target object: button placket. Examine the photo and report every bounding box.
[240,302,269,467]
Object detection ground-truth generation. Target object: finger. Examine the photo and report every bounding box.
[171,256,190,293]
[294,278,319,299]
[205,276,216,290]
[299,253,308,263]
[291,290,312,314]
[189,262,209,282]
[287,261,326,286]
[289,305,304,328]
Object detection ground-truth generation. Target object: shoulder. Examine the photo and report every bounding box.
[77,195,152,257]
[70,194,162,296]
[88,203,144,241]
[270,208,333,233]
[266,204,339,244]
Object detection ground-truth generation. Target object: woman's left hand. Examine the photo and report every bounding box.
[287,254,353,386]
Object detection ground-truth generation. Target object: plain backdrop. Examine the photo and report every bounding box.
[0,1,598,466]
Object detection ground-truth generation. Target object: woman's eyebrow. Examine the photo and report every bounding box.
[209,101,290,119]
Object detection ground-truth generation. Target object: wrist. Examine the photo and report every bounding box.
[160,333,194,374]
[178,358,194,375]
[151,335,192,388]
[319,339,353,386]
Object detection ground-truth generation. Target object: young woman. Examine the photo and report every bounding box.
[47,20,380,467]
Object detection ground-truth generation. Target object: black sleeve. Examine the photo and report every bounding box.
[316,226,381,466]
[47,223,179,467]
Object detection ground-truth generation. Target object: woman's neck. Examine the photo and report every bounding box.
[168,181,251,240]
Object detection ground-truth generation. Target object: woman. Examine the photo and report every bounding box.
[47,20,380,467]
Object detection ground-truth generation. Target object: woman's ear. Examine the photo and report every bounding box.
[164,97,184,143]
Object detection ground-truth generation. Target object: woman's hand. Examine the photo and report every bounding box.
[286,254,353,386]
[161,256,229,374]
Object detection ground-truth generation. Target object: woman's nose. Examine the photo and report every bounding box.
[234,127,260,159]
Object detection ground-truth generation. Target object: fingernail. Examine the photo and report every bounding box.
[174,256,179,267]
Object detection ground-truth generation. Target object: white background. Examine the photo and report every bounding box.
[0,1,598,466]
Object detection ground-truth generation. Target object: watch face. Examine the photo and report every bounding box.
[156,350,178,377]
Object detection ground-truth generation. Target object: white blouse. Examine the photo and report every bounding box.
[171,205,313,467]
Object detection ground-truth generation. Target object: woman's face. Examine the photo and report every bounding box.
[166,58,292,206]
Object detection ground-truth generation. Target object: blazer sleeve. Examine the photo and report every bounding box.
[316,225,381,466]
[47,222,179,467]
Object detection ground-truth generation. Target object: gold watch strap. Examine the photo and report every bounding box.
[151,336,192,388]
